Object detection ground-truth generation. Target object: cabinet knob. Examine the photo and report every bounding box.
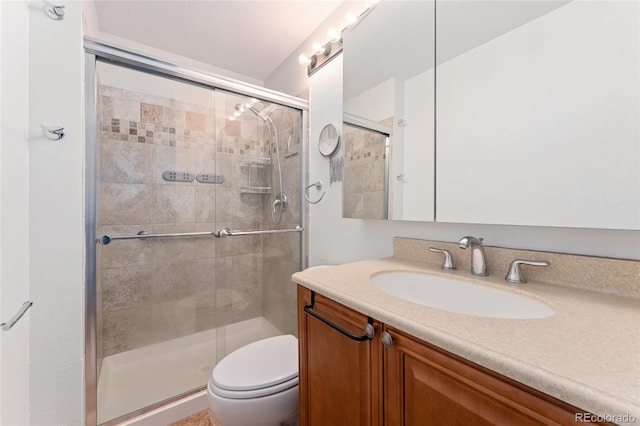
[364,323,375,339]
[381,331,393,348]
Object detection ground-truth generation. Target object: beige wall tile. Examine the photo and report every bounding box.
[99,225,153,268]
[102,306,153,356]
[101,138,153,184]
[152,145,195,185]
[195,187,217,223]
[150,259,198,303]
[100,183,153,225]
[102,265,153,312]
[150,223,197,262]
[141,103,163,125]
[110,97,141,123]
[194,223,223,259]
[186,111,206,132]
[152,186,196,223]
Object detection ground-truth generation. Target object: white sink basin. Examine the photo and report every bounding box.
[370,271,554,319]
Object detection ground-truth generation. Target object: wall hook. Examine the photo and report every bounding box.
[41,124,65,140]
[304,181,325,204]
[42,0,65,20]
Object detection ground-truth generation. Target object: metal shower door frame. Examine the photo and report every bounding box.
[84,38,308,426]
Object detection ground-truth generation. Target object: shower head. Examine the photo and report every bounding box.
[235,103,267,122]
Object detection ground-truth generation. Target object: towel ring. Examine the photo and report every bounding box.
[304,181,325,204]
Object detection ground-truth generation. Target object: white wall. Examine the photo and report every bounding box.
[0,1,31,424]
[28,1,84,424]
[308,56,640,268]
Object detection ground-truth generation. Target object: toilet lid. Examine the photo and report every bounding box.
[213,335,298,392]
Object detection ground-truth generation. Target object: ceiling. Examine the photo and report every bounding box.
[93,0,343,82]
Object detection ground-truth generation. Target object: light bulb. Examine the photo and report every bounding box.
[298,54,311,66]
[229,116,236,121]
[346,13,357,25]
[250,98,258,104]
[328,28,341,42]
[312,42,324,54]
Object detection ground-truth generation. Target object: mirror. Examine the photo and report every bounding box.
[342,120,389,219]
[435,0,639,229]
[342,1,435,221]
[342,0,639,230]
[318,123,341,157]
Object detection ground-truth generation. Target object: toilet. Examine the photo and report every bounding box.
[207,334,299,426]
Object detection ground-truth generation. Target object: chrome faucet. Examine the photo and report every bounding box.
[458,236,489,276]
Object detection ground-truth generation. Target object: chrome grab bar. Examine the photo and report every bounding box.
[1,301,33,331]
[98,226,303,245]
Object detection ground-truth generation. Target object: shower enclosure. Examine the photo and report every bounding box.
[85,40,306,425]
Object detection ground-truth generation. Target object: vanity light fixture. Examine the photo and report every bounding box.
[299,2,378,76]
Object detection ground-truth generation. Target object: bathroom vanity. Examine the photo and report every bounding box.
[298,288,603,425]
[292,238,640,425]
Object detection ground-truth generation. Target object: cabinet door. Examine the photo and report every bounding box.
[383,326,605,426]
[298,287,382,426]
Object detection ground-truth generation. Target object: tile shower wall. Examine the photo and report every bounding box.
[95,84,293,362]
[343,123,388,219]
[260,108,302,337]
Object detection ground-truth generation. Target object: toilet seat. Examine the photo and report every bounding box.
[209,375,298,399]
[211,335,298,400]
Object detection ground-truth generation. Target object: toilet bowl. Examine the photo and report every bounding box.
[207,335,299,426]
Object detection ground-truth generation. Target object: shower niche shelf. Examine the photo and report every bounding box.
[239,157,271,167]
[241,186,271,194]
[240,157,271,194]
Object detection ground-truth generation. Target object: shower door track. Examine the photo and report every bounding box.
[84,37,308,111]
[84,37,309,426]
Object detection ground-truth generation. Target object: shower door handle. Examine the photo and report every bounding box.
[213,226,303,238]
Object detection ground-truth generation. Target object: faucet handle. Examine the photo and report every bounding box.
[505,259,550,284]
[429,247,456,270]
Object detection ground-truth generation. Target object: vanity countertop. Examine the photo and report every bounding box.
[292,257,640,422]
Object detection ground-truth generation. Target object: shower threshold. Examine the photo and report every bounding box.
[97,316,282,424]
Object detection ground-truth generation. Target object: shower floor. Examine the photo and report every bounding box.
[97,316,282,425]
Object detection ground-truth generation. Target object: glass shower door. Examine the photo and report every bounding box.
[211,89,302,361]
[93,60,303,425]
[95,61,220,424]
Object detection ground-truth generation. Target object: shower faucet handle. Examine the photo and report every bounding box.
[428,247,456,270]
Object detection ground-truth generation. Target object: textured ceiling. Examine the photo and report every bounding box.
[94,0,342,82]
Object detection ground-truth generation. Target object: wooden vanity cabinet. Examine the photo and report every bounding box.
[298,286,611,426]
[383,326,605,425]
[297,287,383,426]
